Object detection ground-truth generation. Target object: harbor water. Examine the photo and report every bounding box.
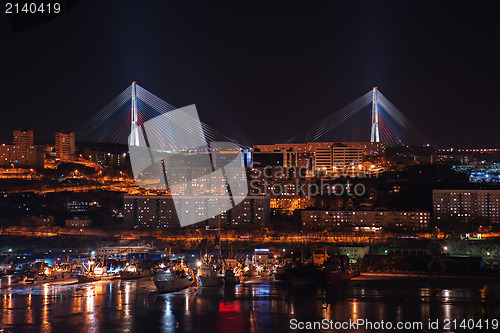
[1,277,499,332]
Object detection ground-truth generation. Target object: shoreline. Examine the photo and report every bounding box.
[356,272,500,281]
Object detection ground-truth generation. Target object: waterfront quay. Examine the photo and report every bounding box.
[3,225,500,243]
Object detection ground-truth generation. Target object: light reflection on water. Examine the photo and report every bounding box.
[0,279,498,332]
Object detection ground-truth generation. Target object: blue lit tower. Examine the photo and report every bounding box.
[370,86,380,143]
[129,81,140,146]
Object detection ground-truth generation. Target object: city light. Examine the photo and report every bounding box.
[0,6,499,331]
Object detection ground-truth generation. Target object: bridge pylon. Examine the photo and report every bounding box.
[370,86,380,143]
[129,81,140,146]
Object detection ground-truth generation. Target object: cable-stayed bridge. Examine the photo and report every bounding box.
[76,82,245,150]
[77,83,428,148]
[284,87,428,145]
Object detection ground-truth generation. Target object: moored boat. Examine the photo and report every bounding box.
[196,265,224,287]
[154,269,193,293]
[153,261,194,293]
[76,262,109,283]
[119,264,154,280]
[77,273,101,283]
[274,264,319,286]
[321,255,358,283]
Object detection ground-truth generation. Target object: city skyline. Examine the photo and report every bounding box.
[0,82,497,151]
[2,3,500,333]
[1,1,500,148]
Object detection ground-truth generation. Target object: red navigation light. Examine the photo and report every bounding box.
[132,81,137,84]
[219,302,240,312]
[373,86,378,89]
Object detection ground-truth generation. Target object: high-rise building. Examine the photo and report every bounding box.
[0,130,44,169]
[301,209,430,230]
[13,129,34,147]
[0,144,11,165]
[314,147,332,169]
[123,195,270,228]
[253,142,372,173]
[26,145,44,168]
[433,189,500,224]
[55,131,75,161]
[312,144,364,172]
[332,145,364,172]
[12,129,34,166]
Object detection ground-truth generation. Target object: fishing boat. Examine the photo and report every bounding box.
[322,255,350,282]
[153,263,194,293]
[196,264,224,287]
[77,273,101,283]
[243,265,259,279]
[77,262,110,283]
[119,263,154,280]
[259,267,272,278]
[274,262,320,286]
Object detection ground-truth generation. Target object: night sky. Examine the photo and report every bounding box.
[1,1,499,148]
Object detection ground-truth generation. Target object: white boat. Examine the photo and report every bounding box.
[77,263,112,283]
[245,265,259,278]
[196,266,224,287]
[260,269,271,278]
[119,264,153,280]
[154,268,193,293]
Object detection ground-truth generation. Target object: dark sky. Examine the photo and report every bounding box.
[1,1,499,148]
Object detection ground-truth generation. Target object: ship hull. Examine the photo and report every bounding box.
[323,271,351,283]
[153,271,192,293]
[196,275,224,287]
[77,274,101,283]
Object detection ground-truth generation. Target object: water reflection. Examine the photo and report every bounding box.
[42,284,50,332]
[0,279,498,332]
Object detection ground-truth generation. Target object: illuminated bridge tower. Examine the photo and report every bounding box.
[129,81,140,146]
[370,86,380,143]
